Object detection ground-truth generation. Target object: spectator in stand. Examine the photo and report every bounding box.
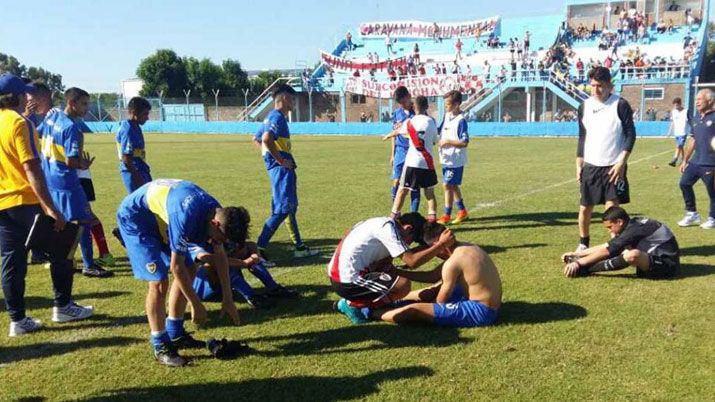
[483,60,491,82]
[353,69,361,77]
[502,112,512,122]
[441,63,447,75]
[516,38,523,59]
[407,55,415,70]
[656,19,667,34]
[524,31,531,52]
[386,34,394,54]
[346,32,355,51]
[510,59,517,79]
[451,61,460,75]
[498,65,507,82]
[455,37,463,60]
[418,64,426,76]
[328,69,335,86]
[576,58,585,82]
[388,67,397,81]
[508,38,515,56]
[433,22,441,43]
[413,43,420,64]
[667,19,674,33]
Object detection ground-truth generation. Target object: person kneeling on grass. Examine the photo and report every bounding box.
[561,206,680,279]
[192,240,299,309]
[330,212,455,324]
[363,222,502,327]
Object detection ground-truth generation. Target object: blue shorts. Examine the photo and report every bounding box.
[50,187,91,221]
[432,287,499,328]
[391,150,407,180]
[442,166,464,186]
[193,265,220,301]
[120,169,153,194]
[267,164,298,215]
[117,209,191,282]
[675,136,687,148]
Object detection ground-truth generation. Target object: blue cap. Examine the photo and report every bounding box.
[0,74,35,96]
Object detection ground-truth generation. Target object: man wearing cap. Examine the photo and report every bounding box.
[255,84,319,264]
[0,74,90,337]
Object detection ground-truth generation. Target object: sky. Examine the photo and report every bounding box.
[0,0,710,92]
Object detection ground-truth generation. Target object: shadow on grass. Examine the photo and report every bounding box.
[259,238,339,268]
[0,336,142,364]
[240,323,471,357]
[592,263,714,280]
[680,245,715,257]
[80,366,433,401]
[480,243,548,254]
[498,301,587,325]
[2,291,132,311]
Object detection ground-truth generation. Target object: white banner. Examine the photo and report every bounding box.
[359,17,499,38]
[344,75,484,99]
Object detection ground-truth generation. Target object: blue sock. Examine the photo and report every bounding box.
[410,190,420,212]
[391,186,398,200]
[360,307,372,320]
[444,206,453,216]
[80,224,93,269]
[165,317,185,340]
[257,212,288,249]
[455,199,466,211]
[249,263,278,289]
[230,269,255,299]
[151,330,171,350]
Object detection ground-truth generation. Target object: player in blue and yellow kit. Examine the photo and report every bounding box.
[116,97,152,193]
[39,88,111,278]
[390,86,420,212]
[117,179,248,367]
[256,84,319,263]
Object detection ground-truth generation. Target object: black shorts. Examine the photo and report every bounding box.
[637,254,680,279]
[331,271,399,304]
[401,166,438,190]
[79,178,96,202]
[580,163,629,206]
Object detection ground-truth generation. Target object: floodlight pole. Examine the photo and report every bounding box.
[183,89,191,120]
[157,90,165,121]
[308,87,314,122]
[96,94,102,121]
[242,88,250,121]
[212,89,220,121]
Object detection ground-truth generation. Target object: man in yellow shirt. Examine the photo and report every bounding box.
[0,73,88,337]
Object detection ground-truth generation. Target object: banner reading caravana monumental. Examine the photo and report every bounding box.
[359,16,499,38]
[344,75,484,98]
[320,51,408,71]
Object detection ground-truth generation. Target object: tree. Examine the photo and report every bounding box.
[220,59,249,91]
[250,70,284,97]
[0,53,64,93]
[0,53,24,76]
[136,49,188,98]
[184,57,223,100]
[701,24,715,83]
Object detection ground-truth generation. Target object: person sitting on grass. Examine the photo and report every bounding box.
[192,237,299,309]
[363,222,502,327]
[561,206,680,279]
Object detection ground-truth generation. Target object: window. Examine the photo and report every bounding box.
[643,88,664,100]
[351,94,366,104]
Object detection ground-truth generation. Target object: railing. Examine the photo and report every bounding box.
[547,70,589,101]
[237,76,300,121]
[614,64,692,81]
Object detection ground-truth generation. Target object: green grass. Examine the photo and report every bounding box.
[1,134,713,401]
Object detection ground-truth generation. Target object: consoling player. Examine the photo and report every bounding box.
[116,96,152,193]
[437,90,470,225]
[329,212,455,324]
[117,179,246,367]
[256,84,319,263]
[388,86,420,212]
[368,222,502,328]
[561,206,680,279]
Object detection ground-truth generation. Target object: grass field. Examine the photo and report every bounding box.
[0,134,713,401]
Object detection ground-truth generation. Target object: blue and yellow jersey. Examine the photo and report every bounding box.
[116,120,150,172]
[118,179,220,257]
[38,108,82,190]
[392,107,414,163]
[260,109,293,168]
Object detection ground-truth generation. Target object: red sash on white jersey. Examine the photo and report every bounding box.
[406,120,434,169]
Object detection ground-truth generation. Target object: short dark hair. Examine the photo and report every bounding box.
[127,96,152,113]
[444,90,462,104]
[0,93,20,109]
[422,221,447,244]
[395,212,427,245]
[394,86,410,102]
[221,206,251,248]
[64,87,89,103]
[31,81,51,97]
[602,206,630,224]
[673,97,682,105]
[588,66,611,84]
[414,96,428,113]
[273,84,296,98]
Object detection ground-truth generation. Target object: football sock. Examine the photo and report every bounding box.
[151,330,171,350]
[257,212,288,249]
[249,263,278,289]
[91,221,110,256]
[588,255,629,273]
[455,199,466,211]
[166,317,185,339]
[391,185,398,200]
[579,236,590,247]
[230,269,255,299]
[444,206,453,216]
[79,224,93,269]
[410,190,420,212]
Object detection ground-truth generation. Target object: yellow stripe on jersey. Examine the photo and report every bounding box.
[275,137,291,154]
[41,137,68,164]
[116,143,146,159]
[146,181,171,244]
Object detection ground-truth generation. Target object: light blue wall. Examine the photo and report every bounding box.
[86,121,671,137]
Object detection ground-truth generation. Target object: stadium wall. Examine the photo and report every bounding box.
[86,121,672,136]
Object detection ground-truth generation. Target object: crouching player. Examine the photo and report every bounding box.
[192,238,299,309]
[117,179,246,367]
[329,212,455,324]
[561,206,680,279]
[368,222,502,327]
